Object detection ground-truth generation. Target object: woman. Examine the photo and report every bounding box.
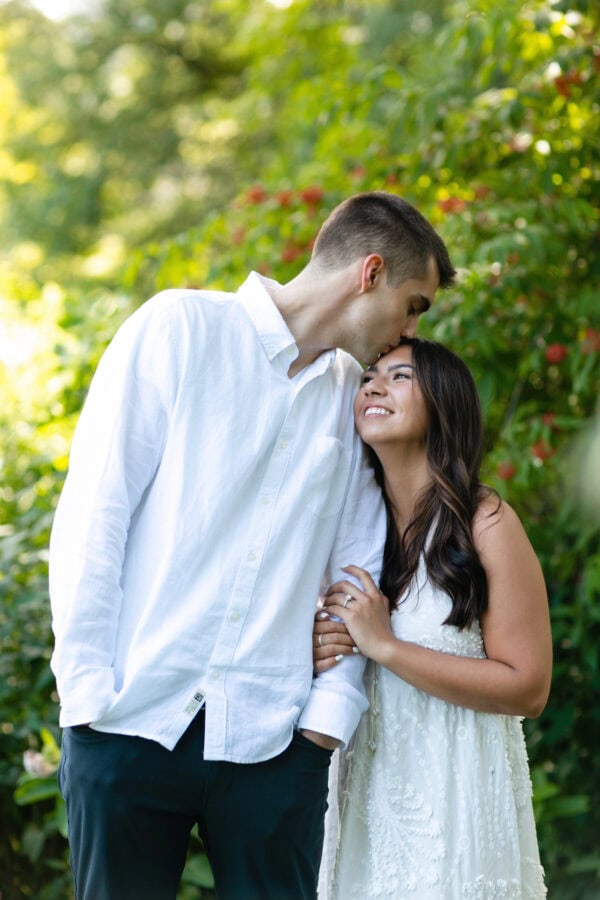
[315,338,551,899]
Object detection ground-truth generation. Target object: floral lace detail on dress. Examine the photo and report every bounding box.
[462,865,547,899]
[462,877,523,899]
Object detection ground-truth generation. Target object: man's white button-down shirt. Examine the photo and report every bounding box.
[49,272,386,761]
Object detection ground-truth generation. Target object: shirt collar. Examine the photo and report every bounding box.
[237,272,296,361]
[237,272,336,374]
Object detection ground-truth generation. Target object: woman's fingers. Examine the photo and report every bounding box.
[325,575,388,612]
[324,586,362,607]
[327,567,378,597]
[314,613,349,634]
[313,630,355,651]
[313,642,360,673]
[326,582,361,599]
[313,620,356,654]
[313,611,360,669]
[342,564,379,594]
[322,594,351,611]
[325,580,376,603]
[314,656,345,674]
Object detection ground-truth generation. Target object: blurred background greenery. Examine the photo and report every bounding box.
[0,0,598,896]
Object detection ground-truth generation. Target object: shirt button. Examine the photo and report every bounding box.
[261,496,270,505]
[279,440,288,450]
[209,668,220,681]
[247,551,256,561]
[229,610,241,623]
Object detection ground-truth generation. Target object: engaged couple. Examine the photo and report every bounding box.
[49,191,551,899]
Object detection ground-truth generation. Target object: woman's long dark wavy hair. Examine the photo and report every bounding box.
[368,337,498,629]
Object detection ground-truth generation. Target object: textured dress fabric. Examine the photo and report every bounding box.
[319,556,547,900]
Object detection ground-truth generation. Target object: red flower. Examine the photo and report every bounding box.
[554,70,583,98]
[385,172,399,185]
[299,185,324,206]
[532,440,555,461]
[545,343,568,364]
[246,184,267,204]
[542,413,558,429]
[232,227,246,246]
[438,197,467,214]
[474,185,491,200]
[275,189,294,208]
[497,462,517,480]
[351,166,367,180]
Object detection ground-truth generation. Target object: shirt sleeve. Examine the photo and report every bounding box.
[297,435,386,746]
[49,296,179,726]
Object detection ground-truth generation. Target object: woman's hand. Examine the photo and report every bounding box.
[313,611,359,673]
[323,565,394,663]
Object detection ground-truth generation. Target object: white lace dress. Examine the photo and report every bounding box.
[319,557,546,899]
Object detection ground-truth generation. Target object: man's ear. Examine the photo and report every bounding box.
[360,253,385,292]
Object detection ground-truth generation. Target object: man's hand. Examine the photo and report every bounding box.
[299,729,341,750]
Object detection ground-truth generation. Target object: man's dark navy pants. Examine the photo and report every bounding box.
[58,710,332,900]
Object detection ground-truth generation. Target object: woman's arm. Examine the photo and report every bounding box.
[321,500,553,718]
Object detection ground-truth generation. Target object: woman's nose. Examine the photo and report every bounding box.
[364,379,385,395]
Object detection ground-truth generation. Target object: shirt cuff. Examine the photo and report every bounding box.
[55,667,118,727]
[297,680,369,749]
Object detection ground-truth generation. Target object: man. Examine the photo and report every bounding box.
[50,191,455,899]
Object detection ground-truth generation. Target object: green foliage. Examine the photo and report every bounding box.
[0,0,256,257]
[0,0,598,896]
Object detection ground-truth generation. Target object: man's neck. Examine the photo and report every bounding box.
[263,264,356,372]
[287,353,318,378]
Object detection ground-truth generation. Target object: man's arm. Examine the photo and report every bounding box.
[297,437,386,748]
[49,299,177,725]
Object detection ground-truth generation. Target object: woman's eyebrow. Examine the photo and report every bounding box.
[365,362,415,374]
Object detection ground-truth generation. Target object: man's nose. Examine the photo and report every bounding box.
[400,316,419,339]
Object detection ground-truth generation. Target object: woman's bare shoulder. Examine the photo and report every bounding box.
[472,492,529,555]
[473,493,544,583]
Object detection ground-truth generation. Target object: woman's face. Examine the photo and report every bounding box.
[353,345,428,450]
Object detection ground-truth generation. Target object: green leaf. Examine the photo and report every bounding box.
[180,852,215,889]
[14,777,61,807]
